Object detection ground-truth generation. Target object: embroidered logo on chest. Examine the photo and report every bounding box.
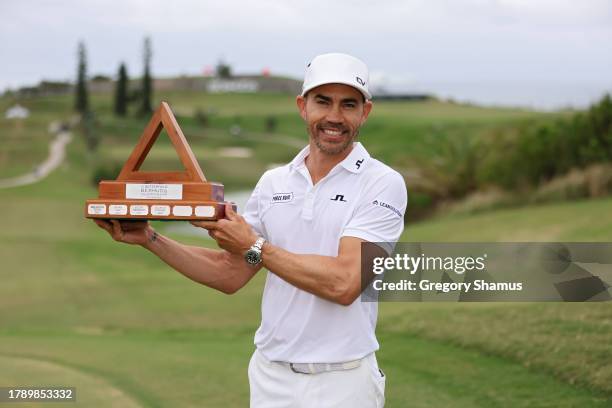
[271,192,294,204]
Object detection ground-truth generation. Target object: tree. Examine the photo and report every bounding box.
[140,37,153,115]
[82,111,99,153]
[74,41,89,114]
[265,115,277,133]
[114,62,128,117]
[216,59,232,78]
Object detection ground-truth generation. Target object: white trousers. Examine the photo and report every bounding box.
[248,349,385,408]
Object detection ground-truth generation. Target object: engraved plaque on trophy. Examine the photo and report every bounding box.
[85,101,235,220]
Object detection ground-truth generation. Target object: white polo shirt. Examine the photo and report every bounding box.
[242,142,407,363]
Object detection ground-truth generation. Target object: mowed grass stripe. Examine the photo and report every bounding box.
[0,330,609,407]
[379,303,612,397]
[377,331,612,408]
[402,196,612,242]
[0,330,254,408]
[0,354,142,408]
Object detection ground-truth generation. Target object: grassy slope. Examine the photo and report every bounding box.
[0,96,70,178]
[402,197,612,242]
[0,92,610,407]
[1,91,558,181]
[2,167,610,406]
[392,198,612,400]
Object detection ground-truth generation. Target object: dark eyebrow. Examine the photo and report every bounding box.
[313,94,360,104]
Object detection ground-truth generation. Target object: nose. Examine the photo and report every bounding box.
[325,104,343,123]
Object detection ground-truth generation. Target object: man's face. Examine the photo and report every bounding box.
[296,83,372,156]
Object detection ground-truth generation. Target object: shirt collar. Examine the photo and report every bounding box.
[289,142,371,174]
[340,142,370,173]
[288,144,311,171]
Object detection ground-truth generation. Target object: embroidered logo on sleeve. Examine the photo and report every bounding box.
[372,200,403,218]
[271,192,294,204]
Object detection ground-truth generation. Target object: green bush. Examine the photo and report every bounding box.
[404,191,435,222]
[91,162,122,186]
[477,94,612,191]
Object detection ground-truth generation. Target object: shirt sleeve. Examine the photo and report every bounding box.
[241,173,267,239]
[342,171,407,254]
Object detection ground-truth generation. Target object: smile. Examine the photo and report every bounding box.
[320,128,346,136]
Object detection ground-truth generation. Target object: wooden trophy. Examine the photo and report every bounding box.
[85,101,235,220]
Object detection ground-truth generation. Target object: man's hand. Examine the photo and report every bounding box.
[191,204,258,255]
[94,219,153,246]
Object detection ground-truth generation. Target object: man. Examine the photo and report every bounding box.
[95,53,407,407]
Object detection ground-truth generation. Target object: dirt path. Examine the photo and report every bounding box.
[0,128,72,189]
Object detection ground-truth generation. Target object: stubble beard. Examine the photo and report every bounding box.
[309,123,360,156]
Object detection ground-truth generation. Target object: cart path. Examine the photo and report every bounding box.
[0,130,72,189]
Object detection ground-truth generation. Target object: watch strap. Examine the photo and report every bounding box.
[253,237,266,251]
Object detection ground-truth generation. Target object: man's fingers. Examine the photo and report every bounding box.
[110,220,124,241]
[225,202,246,223]
[225,203,239,221]
[208,229,232,241]
[93,219,112,233]
[191,220,218,230]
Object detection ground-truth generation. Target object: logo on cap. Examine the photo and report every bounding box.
[356,77,366,86]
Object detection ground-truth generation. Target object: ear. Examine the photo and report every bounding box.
[296,95,307,121]
[360,100,373,126]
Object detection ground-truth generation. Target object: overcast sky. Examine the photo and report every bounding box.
[1,0,611,108]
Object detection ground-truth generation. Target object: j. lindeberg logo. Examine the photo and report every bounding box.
[355,159,364,169]
[356,77,366,86]
[271,192,294,204]
[331,194,347,202]
[373,200,403,217]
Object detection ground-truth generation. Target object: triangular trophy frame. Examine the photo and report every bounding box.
[85,101,234,221]
[116,101,206,182]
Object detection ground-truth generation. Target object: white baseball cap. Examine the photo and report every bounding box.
[301,53,371,100]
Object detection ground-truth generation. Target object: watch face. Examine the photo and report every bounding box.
[245,249,261,265]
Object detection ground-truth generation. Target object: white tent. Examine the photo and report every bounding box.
[5,104,30,119]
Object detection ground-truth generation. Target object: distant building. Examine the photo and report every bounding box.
[373,93,432,101]
[5,104,29,119]
[12,75,304,97]
[153,75,302,94]
[16,81,72,98]
[207,78,259,93]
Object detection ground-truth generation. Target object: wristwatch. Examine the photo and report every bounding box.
[245,237,266,265]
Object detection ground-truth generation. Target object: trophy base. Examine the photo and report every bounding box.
[85,199,236,221]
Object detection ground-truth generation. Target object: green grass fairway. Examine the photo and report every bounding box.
[402,197,612,242]
[0,354,141,408]
[0,91,610,407]
[1,154,611,406]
